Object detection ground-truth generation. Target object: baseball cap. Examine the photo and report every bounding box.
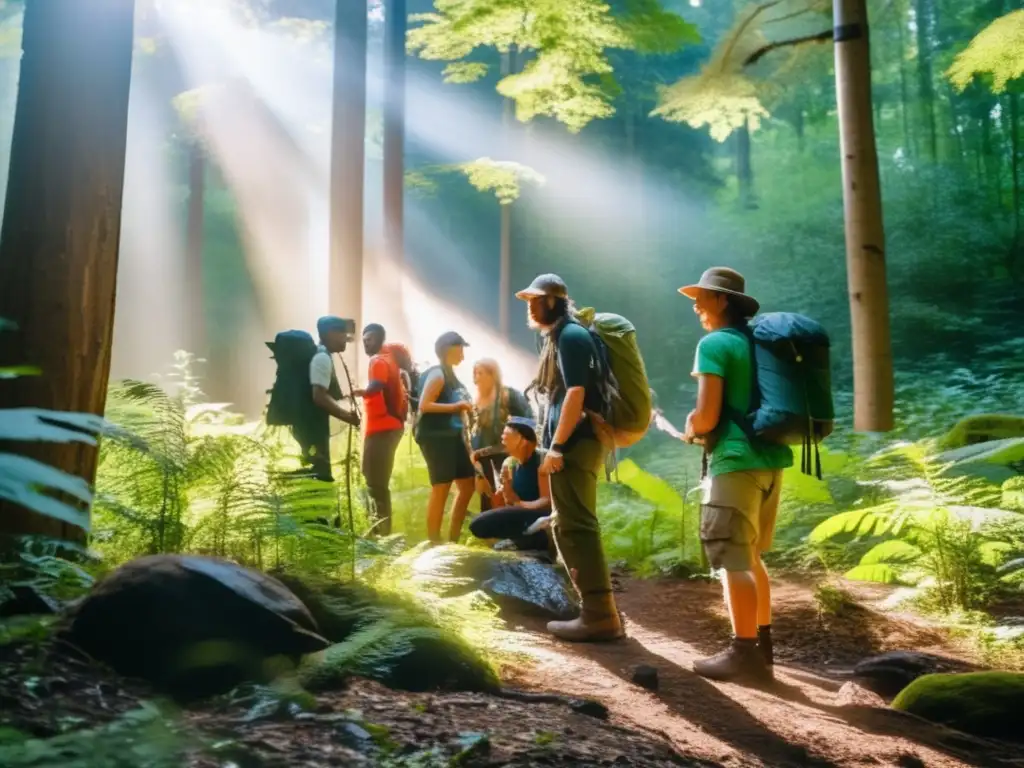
[505,416,538,443]
[434,331,469,359]
[515,273,568,301]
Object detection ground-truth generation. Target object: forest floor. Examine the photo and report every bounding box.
[3,575,1023,767]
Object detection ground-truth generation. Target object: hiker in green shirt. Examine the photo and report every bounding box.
[679,267,793,683]
[516,274,622,643]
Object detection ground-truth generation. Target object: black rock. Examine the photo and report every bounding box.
[632,664,659,691]
[568,698,609,720]
[852,651,973,699]
[64,555,329,702]
[0,584,62,617]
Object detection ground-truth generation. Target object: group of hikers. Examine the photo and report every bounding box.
[267,266,834,685]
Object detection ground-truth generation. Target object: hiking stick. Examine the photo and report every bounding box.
[336,352,361,576]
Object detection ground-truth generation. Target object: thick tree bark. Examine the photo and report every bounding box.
[383,0,408,341]
[185,141,207,357]
[833,0,894,432]
[329,0,367,345]
[0,0,136,541]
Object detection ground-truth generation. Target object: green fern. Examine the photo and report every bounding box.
[0,319,107,532]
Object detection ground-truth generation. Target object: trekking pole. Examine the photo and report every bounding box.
[337,352,361,577]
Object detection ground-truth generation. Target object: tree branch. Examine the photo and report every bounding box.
[742,28,834,67]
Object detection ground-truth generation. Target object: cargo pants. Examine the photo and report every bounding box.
[549,437,614,598]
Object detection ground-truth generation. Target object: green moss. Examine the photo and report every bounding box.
[939,414,1024,450]
[891,671,1024,742]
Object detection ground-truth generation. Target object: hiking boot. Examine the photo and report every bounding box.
[547,592,624,642]
[693,638,772,683]
[758,625,774,667]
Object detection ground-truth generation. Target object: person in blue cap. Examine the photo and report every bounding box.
[469,416,552,554]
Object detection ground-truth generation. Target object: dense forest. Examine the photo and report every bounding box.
[0,0,1023,766]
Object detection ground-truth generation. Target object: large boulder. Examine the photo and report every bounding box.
[891,672,1024,743]
[852,651,975,700]
[64,555,329,701]
[406,545,578,620]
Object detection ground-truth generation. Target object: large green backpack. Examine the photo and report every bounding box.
[574,307,652,449]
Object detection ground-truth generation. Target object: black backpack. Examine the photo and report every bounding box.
[265,330,320,427]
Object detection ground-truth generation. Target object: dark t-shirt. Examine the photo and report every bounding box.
[503,449,543,503]
[544,322,603,450]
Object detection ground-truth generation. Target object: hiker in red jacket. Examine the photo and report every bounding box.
[354,324,407,536]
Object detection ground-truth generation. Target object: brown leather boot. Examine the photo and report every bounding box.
[547,592,624,642]
[693,637,772,683]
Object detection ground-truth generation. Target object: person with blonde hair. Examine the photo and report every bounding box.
[470,357,532,511]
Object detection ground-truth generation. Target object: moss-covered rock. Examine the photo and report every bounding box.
[298,620,499,694]
[939,415,1024,450]
[891,671,1024,743]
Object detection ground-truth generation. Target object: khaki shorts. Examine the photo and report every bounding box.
[700,470,783,572]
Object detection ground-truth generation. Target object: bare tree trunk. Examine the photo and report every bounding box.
[735,117,756,209]
[895,8,913,157]
[383,0,408,341]
[833,0,894,432]
[0,0,136,541]
[914,0,938,163]
[329,0,367,351]
[185,141,207,357]
[1010,91,1021,273]
[498,48,515,339]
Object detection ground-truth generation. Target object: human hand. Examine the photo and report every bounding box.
[540,451,565,475]
[456,401,473,414]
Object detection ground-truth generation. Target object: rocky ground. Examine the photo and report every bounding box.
[2,575,1023,767]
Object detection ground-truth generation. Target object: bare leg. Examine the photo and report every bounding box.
[724,569,758,639]
[427,483,451,543]
[447,478,475,543]
[752,552,772,627]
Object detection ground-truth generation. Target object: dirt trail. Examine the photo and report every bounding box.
[503,577,1024,768]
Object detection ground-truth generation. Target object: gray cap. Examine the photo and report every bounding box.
[317,316,356,338]
[515,273,568,301]
[434,330,469,359]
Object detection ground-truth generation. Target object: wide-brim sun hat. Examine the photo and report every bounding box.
[678,267,760,316]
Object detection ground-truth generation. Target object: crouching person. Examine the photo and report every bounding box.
[469,417,552,555]
[516,274,622,642]
[679,267,793,682]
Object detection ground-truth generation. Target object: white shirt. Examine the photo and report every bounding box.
[309,346,334,389]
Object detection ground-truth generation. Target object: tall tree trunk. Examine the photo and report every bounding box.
[895,7,913,157]
[383,0,408,342]
[833,0,894,432]
[735,118,755,209]
[185,141,207,357]
[329,0,367,349]
[914,0,938,162]
[0,0,136,541]
[498,48,515,340]
[1010,91,1021,273]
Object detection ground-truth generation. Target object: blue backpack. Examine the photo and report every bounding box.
[722,313,835,477]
